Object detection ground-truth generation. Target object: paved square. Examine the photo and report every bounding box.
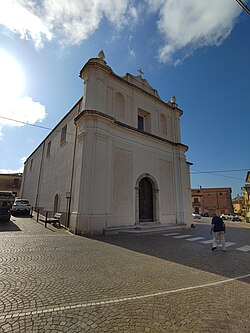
[0,216,249,332]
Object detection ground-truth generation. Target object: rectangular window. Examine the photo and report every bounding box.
[138,109,151,132]
[60,124,67,144]
[47,141,51,157]
[194,198,199,203]
[138,115,144,130]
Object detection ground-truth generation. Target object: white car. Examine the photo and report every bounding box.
[11,199,31,215]
[221,214,234,220]
[192,213,201,219]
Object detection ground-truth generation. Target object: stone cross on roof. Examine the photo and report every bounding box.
[138,67,144,77]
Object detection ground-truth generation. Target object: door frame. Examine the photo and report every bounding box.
[135,173,159,224]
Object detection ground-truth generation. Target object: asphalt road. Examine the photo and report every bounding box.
[0,216,249,332]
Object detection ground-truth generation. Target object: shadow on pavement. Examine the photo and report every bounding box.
[0,220,21,232]
[11,213,32,218]
[87,223,250,283]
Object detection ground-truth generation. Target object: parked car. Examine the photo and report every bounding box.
[192,213,201,219]
[0,191,15,221]
[221,214,235,220]
[232,215,241,222]
[11,199,31,215]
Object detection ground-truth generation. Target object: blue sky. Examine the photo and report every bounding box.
[0,0,249,198]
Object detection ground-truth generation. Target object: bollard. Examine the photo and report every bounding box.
[37,209,39,222]
[45,211,48,228]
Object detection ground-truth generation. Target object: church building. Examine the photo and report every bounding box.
[21,51,193,234]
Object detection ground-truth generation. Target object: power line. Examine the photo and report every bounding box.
[235,0,250,15]
[0,115,76,136]
[0,114,249,182]
[191,168,250,174]
[191,168,248,181]
[192,173,244,181]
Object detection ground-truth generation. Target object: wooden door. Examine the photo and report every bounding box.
[139,178,153,222]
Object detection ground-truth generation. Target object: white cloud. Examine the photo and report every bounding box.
[0,0,136,47]
[0,0,244,63]
[0,97,46,128]
[128,35,136,60]
[0,157,26,174]
[0,51,47,137]
[0,125,3,140]
[0,167,23,174]
[0,95,47,138]
[150,0,242,64]
[0,0,52,48]
[44,0,137,45]
[146,0,164,14]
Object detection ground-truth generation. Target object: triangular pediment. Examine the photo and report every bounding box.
[122,73,161,99]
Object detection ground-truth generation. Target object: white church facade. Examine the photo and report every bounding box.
[21,52,193,235]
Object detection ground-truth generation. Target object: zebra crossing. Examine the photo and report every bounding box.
[162,232,250,252]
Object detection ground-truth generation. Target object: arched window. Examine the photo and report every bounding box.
[160,114,167,136]
[114,92,125,119]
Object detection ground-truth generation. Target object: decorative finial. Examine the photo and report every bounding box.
[138,68,144,77]
[171,96,176,104]
[171,95,178,107]
[98,50,105,61]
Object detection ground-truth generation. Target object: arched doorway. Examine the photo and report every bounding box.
[139,178,153,222]
[135,174,159,224]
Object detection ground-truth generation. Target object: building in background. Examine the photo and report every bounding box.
[21,51,193,235]
[0,173,22,197]
[242,171,250,221]
[232,195,245,215]
[191,187,233,216]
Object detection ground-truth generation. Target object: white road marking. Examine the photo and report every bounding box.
[237,245,250,252]
[200,239,213,244]
[162,233,180,237]
[218,242,236,248]
[163,232,250,253]
[1,273,250,319]
[186,237,204,241]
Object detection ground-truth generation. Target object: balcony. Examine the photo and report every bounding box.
[192,202,201,206]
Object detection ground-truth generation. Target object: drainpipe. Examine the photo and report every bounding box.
[67,102,80,227]
[35,142,45,211]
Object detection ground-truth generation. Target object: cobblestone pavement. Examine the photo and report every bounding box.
[0,216,249,332]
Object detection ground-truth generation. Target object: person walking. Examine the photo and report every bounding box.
[211,214,226,252]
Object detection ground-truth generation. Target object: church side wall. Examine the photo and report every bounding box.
[37,116,75,217]
[21,145,44,209]
[22,102,80,225]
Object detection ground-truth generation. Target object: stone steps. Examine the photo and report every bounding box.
[104,223,187,235]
